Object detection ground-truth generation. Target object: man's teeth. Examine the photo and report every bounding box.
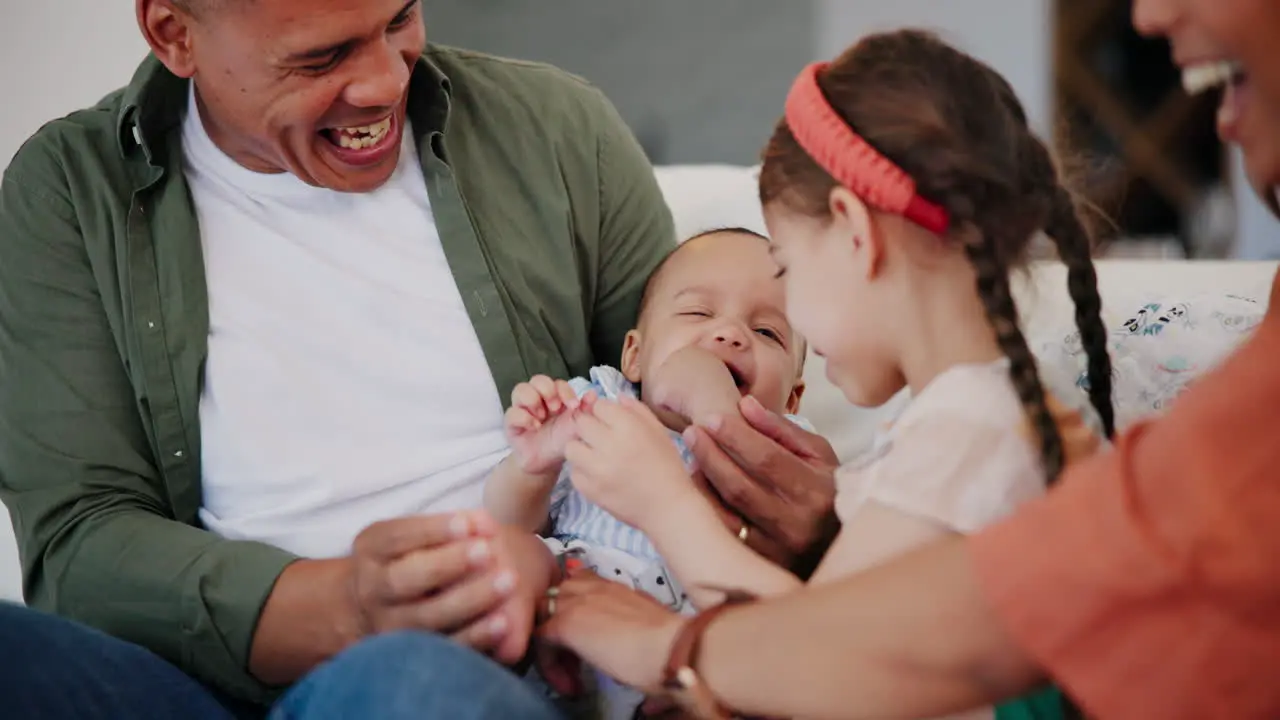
[1182,60,1243,96]
[332,117,393,149]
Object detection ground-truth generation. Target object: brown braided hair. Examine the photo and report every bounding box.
[759,30,1115,717]
[759,30,1116,489]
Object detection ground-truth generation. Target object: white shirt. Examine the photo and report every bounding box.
[183,90,508,558]
[836,360,1059,533]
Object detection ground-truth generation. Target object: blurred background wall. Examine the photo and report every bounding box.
[1,0,1275,260]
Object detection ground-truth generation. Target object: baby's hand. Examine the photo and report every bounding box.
[646,346,742,427]
[505,376,593,477]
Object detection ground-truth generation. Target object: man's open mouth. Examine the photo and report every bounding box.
[321,116,394,150]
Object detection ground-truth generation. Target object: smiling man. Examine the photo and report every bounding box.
[0,0,840,718]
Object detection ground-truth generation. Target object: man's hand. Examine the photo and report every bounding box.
[686,395,839,573]
[349,510,555,666]
[250,510,537,684]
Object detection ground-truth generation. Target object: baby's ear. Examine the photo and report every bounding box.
[786,379,806,415]
[620,330,644,383]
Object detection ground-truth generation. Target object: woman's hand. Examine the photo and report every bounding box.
[538,572,685,694]
[566,395,699,531]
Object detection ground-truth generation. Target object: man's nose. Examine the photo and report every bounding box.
[343,44,411,109]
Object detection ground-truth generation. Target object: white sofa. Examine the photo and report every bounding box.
[1,164,1275,604]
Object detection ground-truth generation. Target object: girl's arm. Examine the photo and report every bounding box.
[644,485,803,606]
[809,501,955,584]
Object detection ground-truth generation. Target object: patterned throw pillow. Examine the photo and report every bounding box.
[1033,292,1266,429]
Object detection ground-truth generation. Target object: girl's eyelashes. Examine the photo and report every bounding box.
[773,266,787,279]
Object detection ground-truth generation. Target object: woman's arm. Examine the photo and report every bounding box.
[691,538,1041,720]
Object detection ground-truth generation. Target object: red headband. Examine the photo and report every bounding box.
[784,62,950,235]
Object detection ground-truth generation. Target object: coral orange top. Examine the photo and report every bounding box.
[971,271,1280,720]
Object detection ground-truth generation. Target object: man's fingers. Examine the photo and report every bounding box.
[740,395,836,465]
[393,566,516,634]
[352,512,481,563]
[701,412,793,484]
[685,424,777,517]
[374,538,492,603]
[450,612,507,655]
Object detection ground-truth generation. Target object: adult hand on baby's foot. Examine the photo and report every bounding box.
[687,395,839,575]
[347,511,556,666]
[505,375,592,476]
[565,395,697,531]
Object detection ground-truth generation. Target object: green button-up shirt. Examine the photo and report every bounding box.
[0,45,674,703]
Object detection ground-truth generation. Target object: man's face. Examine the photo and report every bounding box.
[1133,0,1280,201]
[150,0,426,193]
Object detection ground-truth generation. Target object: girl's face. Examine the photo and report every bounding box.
[764,193,906,408]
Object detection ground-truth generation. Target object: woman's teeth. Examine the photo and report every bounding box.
[330,117,393,149]
[1182,60,1244,96]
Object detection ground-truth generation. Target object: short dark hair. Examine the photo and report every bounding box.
[638,227,807,374]
[638,227,768,312]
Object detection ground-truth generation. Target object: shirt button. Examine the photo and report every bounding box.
[147,321,156,329]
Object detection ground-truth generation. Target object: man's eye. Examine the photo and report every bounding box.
[390,1,420,29]
[301,54,343,73]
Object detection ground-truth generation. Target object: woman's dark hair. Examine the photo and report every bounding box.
[761,29,1116,483]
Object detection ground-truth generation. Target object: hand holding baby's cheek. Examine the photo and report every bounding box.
[565,397,693,530]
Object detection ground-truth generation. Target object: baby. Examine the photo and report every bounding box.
[483,227,809,719]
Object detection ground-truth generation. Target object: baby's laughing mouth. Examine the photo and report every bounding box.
[726,363,750,395]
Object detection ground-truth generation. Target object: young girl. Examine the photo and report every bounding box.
[557,29,1115,720]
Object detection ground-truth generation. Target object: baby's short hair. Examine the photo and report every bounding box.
[638,227,807,375]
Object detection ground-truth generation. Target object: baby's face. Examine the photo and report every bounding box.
[622,231,804,415]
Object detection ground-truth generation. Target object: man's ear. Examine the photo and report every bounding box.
[620,330,643,383]
[785,379,806,415]
[828,187,883,280]
[138,0,197,79]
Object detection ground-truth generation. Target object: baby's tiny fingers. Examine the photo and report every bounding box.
[504,406,540,433]
[529,375,563,414]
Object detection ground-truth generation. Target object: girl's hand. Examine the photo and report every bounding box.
[538,571,685,694]
[565,395,697,531]
[505,376,594,476]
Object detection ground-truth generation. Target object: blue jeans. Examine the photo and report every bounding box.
[1,602,565,719]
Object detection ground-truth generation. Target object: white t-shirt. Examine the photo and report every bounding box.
[836,359,1073,537]
[182,90,508,558]
[835,360,1087,720]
